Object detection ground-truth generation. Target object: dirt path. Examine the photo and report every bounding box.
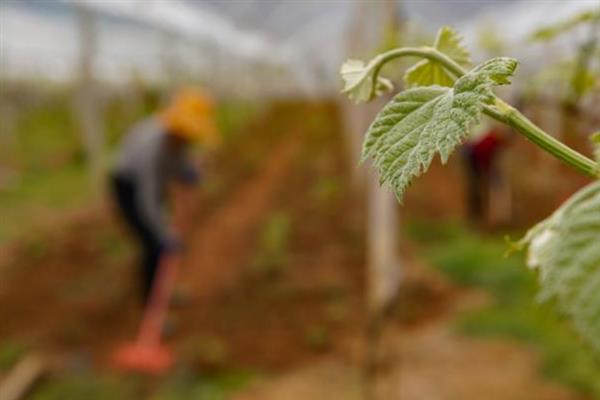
[233,326,581,400]
[376,317,581,399]
[232,261,585,400]
[180,132,300,300]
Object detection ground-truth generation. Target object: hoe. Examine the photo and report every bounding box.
[112,255,179,374]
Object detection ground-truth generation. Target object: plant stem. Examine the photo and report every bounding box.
[370,46,465,92]
[369,47,600,178]
[496,100,599,177]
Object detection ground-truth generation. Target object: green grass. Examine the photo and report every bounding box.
[0,164,90,245]
[30,369,259,400]
[31,373,140,400]
[216,101,261,142]
[152,369,259,400]
[250,211,292,277]
[0,340,27,371]
[1,90,94,245]
[406,220,600,397]
[6,94,79,172]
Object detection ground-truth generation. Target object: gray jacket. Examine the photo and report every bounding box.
[113,117,198,242]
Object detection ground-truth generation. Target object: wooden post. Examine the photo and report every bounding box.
[363,99,402,400]
[75,4,105,191]
[341,1,404,399]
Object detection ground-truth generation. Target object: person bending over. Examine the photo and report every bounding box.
[111,88,218,304]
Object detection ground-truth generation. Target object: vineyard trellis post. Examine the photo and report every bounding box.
[74,4,105,192]
[341,0,404,398]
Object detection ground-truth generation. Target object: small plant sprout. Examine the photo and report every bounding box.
[341,26,600,353]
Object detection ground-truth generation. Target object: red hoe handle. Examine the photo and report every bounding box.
[112,255,180,374]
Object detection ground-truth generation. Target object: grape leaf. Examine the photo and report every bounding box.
[340,59,393,104]
[516,180,600,352]
[362,57,517,200]
[404,26,472,88]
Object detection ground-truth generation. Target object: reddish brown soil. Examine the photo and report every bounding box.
[0,208,136,352]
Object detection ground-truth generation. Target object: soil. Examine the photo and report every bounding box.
[0,102,587,399]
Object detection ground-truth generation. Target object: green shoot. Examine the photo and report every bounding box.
[404,26,471,88]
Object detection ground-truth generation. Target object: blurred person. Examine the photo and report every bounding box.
[462,123,511,227]
[110,88,218,304]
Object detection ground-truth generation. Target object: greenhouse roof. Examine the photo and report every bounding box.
[1,0,597,96]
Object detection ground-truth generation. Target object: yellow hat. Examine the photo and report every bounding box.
[161,88,219,146]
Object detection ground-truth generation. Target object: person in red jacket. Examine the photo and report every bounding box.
[462,125,511,226]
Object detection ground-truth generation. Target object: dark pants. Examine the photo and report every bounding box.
[111,174,163,304]
[462,147,489,224]
[462,147,501,224]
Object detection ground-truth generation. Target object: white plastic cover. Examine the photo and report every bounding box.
[1,0,597,97]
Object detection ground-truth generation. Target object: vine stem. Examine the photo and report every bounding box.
[368,47,600,178]
[495,99,599,177]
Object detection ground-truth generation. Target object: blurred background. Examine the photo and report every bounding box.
[1,0,599,399]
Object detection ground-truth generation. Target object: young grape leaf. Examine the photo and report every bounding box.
[362,57,517,200]
[516,180,600,352]
[404,26,472,88]
[340,59,393,104]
